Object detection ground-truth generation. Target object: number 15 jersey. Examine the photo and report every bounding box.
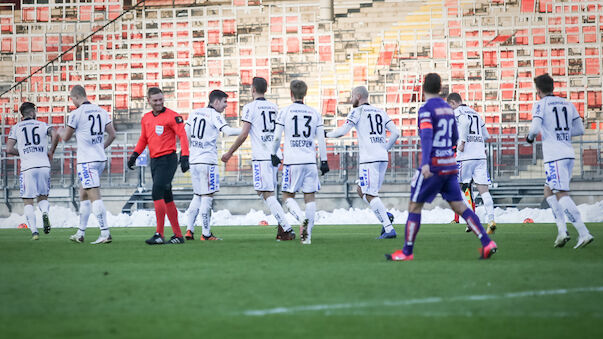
[67,103,111,164]
[346,103,392,163]
[531,95,581,163]
[276,102,323,165]
[241,98,282,161]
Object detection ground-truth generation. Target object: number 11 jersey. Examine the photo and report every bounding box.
[532,95,580,163]
[346,103,392,163]
[241,98,281,161]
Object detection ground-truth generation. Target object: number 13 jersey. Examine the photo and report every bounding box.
[67,103,111,164]
[241,98,282,161]
[276,102,323,165]
[532,95,580,163]
[346,103,392,163]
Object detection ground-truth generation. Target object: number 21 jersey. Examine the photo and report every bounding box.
[67,103,111,164]
[276,102,323,165]
[532,96,580,163]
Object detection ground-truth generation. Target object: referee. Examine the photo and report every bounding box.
[128,87,190,244]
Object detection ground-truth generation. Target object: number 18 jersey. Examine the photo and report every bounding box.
[276,102,323,165]
[241,98,282,161]
[532,95,580,163]
[347,103,392,163]
[8,119,51,171]
[67,103,111,164]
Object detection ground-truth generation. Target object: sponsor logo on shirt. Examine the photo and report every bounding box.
[155,125,164,136]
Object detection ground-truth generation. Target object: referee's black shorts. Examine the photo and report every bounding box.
[150,152,178,202]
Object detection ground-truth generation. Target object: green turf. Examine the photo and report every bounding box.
[1,223,602,339]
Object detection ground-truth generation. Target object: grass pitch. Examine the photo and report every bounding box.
[1,223,602,339]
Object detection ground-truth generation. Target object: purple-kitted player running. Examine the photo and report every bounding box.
[386,73,497,261]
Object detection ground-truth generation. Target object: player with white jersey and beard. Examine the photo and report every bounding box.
[447,93,496,234]
[326,86,400,239]
[271,80,329,245]
[221,77,296,241]
[184,90,241,241]
[527,73,594,249]
[59,85,116,244]
[6,102,59,240]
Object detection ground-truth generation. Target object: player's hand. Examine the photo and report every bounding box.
[457,142,465,153]
[421,164,433,179]
[47,150,54,161]
[324,130,328,137]
[526,135,534,144]
[320,160,330,176]
[271,154,281,167]
[127,152,139,170]
[180,155,189,173]
[221,152,232,163]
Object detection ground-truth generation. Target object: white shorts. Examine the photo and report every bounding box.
[20,167,50,198]
[358,161,388,196]
[458,159,490,185]
[191,164,220,195]
[77,161,105,189]
[282,164,320,194]
[252,161,278,192]
[545,158,574,192]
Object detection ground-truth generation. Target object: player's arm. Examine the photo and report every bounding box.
[5,138,19,156]
[456,115,468,152]
[129,118,148,169]
[174,117,189,157]
[104,122,116,149]
[570,106,585,137]
[526,102,543,143]
[480,120,490,141]
[221,121,251,163]
[270,123,284,166]
[220,125,242,136]
[60,126,75,142]
[325,120,353,138]
[418,110,434,178]
[384,120,400,151]
[48,127,59,159]
[317,125,329,175]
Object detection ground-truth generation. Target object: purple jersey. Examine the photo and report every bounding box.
[417,97,458,175]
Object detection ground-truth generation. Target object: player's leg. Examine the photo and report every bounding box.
[359,162,395,238]
[163,154,183,242]
[255,161,294,238]
[473,160,495,233]
[544,185,569,247]
[84,163,111,244]
[36,168,51,234]
[199,193,221,240]
[23,198,39,239]
[20,170,39,239]
[71,187,90,243]
[185,165,203,239]
[282,165,305,223]
[147,156,169,244]
[299,165,321,244]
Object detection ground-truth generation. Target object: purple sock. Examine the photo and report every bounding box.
[462,208,491,247]
[402,212,421,255]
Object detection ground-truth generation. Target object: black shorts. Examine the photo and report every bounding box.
[150,152,178,200]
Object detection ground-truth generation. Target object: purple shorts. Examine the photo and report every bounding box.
[409,169,464,203]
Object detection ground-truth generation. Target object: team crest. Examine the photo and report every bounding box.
[155,125,164,136]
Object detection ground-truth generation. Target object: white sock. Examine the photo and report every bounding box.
[92,200,109,237]
[38,199,49,214]
[546,195,567,235]
[558,196,590,238]
[369,197,394,233]
[24,204,38,234]
[285,198,304,223]
[79,200,91,236]
[305,201,316,238]
[186,195,202,232]
[265,195,292,231]
[481,192,495,224]
[200,196,213,237]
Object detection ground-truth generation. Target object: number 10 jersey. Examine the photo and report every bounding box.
[531,95,581,163]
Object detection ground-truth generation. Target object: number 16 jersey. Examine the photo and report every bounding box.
[276,102,323,165]
[532,96,580,163]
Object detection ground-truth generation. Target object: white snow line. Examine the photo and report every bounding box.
[242,286,603,316]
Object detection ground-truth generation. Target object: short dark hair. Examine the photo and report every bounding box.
[446,92,462,104]
[290,80,307,100]
[70,85,87,98]
[422,73,442,95]
[534,73,554,94]
[209,89,228,104]
[19,102,36,116]
[252,77,267,94]
[147,87,163,97]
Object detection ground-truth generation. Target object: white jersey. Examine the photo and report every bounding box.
[454,105,488,161]
[346,104,392,163]
[241,98,282,160]
[531,96,582,163]
[67,103,111,164]
[8,119,51,171]
[185,106,227,165]
[276,102,323,165]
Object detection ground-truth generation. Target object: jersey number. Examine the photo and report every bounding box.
[552,106,569,131]
[88,114,103,135]
[367,114,383,135]
[261,110,276,133]
[191,117,206,139]
[21,126,41,146]
[468,115,480,135]
[433,119,455,147]
[292,115,312,138]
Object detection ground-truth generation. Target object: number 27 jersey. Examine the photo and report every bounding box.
[532,96,580,163]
